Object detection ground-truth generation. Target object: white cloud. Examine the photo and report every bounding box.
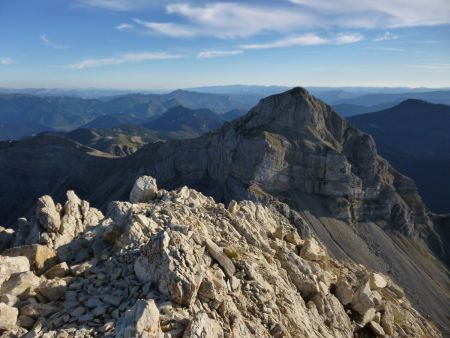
[116,23,134,31]
[41,34,68,49]
[137,2,315,39]
[1,57,13,65]
[68,52,184,69]
[288,0,450,28]
[133,19,197,38]
[75,0,158,11]
[335,33,364,44]
[373,31,398,42]
[197,50,243,58]
[241,33,362,50]
[241,34,328,49]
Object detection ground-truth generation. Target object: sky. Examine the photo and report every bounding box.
[0,0,450,89]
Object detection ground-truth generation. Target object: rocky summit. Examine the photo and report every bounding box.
[0,88,449,335]
[0,177,441,337]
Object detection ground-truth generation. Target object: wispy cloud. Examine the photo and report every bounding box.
[373,31,398,42]
[41,34,68,49]
[241,33,363,50]
[197,50,243,59]
[133,19,197,38]
[116,23,134,31]
[1,57,13,65]
[136,3,315,39]
[289,0,450,28]
[241,34,328,49]
[75,0,156,11]
[68,52,184,69]
[336,33,364,44]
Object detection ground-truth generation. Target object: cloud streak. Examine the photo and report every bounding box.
[241,33,363,50]
[197,50,243,58]
[68,52,184,69]
[133,19,197,38]
[76,0,158,11]
[116,23,134,31]
[41,34,68,49]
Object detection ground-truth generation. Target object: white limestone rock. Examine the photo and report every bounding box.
[115,299,163,338]
[130,176,158,203]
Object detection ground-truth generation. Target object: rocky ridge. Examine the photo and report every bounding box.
[0,177,441,337]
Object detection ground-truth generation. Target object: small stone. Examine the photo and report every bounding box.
[17,314,35,329]
[79,313,94,322]
[92,306,107,317]
[37,278,67,301]
[0,302,18,330]
[228,200,240,214]
[369,320,385,336]
[101,294,123,307]
[205,239,236,278]
[86,298,103,308]
[70,306,85,317]
[44,262,70,279]
[335,279,353,305]
[116,299,163,337]
[352,282,375,316]
[2,244,58,274]
[300,238,326,261]
[361,308,376,326]
[284,231,302,246]
[369,273,387,290]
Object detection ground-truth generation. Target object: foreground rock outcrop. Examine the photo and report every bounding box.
[0,178,441,337]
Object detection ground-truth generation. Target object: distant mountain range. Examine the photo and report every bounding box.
[0,90,250,140]
[349,99,450,213]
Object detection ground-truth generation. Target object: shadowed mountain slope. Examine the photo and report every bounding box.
[349,100,450,213]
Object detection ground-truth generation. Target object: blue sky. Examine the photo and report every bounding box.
[1,0,449,89]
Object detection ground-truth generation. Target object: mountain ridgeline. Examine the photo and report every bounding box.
[0,90,250,140]
[0,88,449,333]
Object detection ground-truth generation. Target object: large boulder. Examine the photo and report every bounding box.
[115,299,163,338]
[134,229,204,307]
[0,256,30,287]
[0,271,41,297]
[130,176,158,203]
[35,195,61,233]
[2,244,57,274]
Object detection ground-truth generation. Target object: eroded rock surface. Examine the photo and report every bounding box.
[0,178,441,337]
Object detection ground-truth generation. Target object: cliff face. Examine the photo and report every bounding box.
[0,88,449,332]
[0,179,441,337]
